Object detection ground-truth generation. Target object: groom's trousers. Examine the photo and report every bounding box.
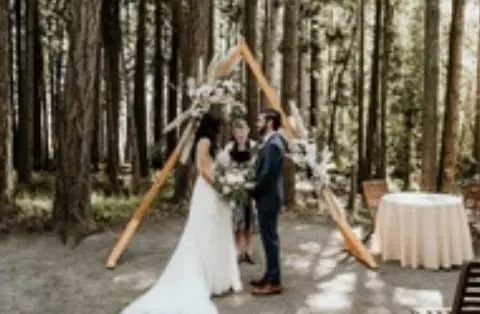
[258,206,281,284]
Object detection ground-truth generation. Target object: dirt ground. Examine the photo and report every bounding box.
[0,216,460,314]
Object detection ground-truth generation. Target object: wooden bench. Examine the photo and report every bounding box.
[412,260,480,314]
[361,179,389,242]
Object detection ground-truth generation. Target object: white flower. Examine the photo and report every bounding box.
[225,172,245,185]
[296,180,314,193]
[222,186,231,195]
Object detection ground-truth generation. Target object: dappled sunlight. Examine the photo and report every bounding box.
[364,270,386,290]
[298,241,322,254]
[284,253,312,274]
[314,258,338,278]
[393,287,444,308]
[294,224,312,231]
[305,290,352,311]
[316,272,356,293]
[113,270,157,291]
[303,272,356,312]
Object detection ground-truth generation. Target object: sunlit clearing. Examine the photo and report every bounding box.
[393,287,444,308]
[113,271,157,291]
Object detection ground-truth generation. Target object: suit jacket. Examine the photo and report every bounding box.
[252,133,285,211]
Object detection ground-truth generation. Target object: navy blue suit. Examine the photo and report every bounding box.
[252,133,285,285]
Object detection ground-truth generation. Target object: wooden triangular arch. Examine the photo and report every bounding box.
[105,38,377,270]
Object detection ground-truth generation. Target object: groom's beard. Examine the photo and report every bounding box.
[258,125,267,137]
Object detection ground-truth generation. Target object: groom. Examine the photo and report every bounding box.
[250,108,286,296]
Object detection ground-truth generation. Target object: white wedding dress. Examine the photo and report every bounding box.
[121,172,242,314]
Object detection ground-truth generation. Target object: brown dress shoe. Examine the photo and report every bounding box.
[251,283,283,296]
[249,276,267,287]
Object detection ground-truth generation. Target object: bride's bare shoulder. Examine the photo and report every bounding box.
[196,138,211,155]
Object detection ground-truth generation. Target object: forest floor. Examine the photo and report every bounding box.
[0,215,460,314]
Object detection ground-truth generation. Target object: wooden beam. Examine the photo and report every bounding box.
[322,188,378,269]
[238,39,295,139]
[105,122,195,269]
[215,45,242,77]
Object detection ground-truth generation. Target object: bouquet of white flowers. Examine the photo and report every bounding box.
[213,162,255,204]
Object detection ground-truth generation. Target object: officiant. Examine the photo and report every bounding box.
[222,118,258,264]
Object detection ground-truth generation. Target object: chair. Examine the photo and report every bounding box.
[464,183,480,223]
[412,260,480,314]
[361,179,389,243]
[464,184,480,256]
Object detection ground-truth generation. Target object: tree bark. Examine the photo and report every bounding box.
[133,0,149,177]
[153,0,164,148]
[17,0,34,183]
[365,0,381,179]
[0,0,13,213]
[474,3,480,162]
[167,0,180,157]
[281,0,298,209]
[245,0,259,137]
[357,0,365,182]
[439,0,465,193]
[378,0,392,178]
[102,0,121,191]
[52,0,101,245]
[421,0,440,191]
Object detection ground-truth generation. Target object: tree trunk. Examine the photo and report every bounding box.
[474,3,480,162]
[52,0,101,245]
[281,0,298,209]
[0,0,13,212]
[167,0,180,157]
[17,0,34,183]
[365,0,381,179]
[378,0,392,178]
[421,0,440,191]
[173,0,211,200]
[91,42,102,171]
[245,0,259,138]
[153,0,164,150]
[133,0,149,177]
[357,0,365,183]
[33,1,45,170]
[102,0,121,191]
[13,0,22,171]
[439,0,465,193]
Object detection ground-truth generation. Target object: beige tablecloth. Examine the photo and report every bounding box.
[371,192,474,269]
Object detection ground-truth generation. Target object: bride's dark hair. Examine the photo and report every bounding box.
[192,111,222,161]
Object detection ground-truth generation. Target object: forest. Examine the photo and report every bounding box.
[0,0,478,244]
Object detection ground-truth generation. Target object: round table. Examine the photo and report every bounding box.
[372,192,474,269]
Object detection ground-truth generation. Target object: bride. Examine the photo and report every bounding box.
[121,111,242,314]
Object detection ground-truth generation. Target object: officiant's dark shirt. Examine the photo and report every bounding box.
[229,140,252,164]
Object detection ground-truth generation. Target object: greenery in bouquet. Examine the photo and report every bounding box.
[212,162,255,204]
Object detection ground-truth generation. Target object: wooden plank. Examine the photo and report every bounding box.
[105,122,195,269]
[215,45,242,77]
[322,188,378,269]
[238,40,295,138]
